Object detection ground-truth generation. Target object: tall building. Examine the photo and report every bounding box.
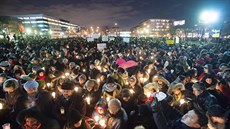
[131,19,175,38]
[14,14,80,38]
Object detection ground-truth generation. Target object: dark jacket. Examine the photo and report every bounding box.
[171,119,200,129]
[106,108,128,129]
[53,93,86,127]
[193,90,217,113]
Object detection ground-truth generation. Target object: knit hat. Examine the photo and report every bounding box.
[108,98,121,114]
[23,80,39,90]
[208,105,230,118]
[67,109,83,125]
[61,81,75,90]
[192,82,206,91]
[3,78,19,89]
[0,61,9,67]
[95,98,108,110]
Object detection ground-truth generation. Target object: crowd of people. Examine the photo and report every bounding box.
[0,37,230,129]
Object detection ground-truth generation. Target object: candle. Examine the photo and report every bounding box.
[180,99,186,105]
[146,92,151,98]
[42,67,45,70]
[61,75,65,79]
[65,72,70,76]
[74,87,79,92]
[106,97,110,102]
[51,92,56,99]
[47,83,51,87]
[83,69,86,72]
[86,96,91,105]
[94,115,100,122]
[0,103,3,109]
[147,69,151,74]
[97,78,100,83]
[129,89,135,94]
[99,119,106,127]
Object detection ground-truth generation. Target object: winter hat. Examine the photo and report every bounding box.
[3,78,19,89]
[106,76,115,83]
[108,98,121,114]
[95,98,108,110]
[61,81,75,90]
[20,73,37,81]
[32,65,41,72]
[208,105,230,118]
[0,61,9,67]
[192,82,206,91]
[84,79,99,92]
[67,109,83,125]
[23,80,39,90]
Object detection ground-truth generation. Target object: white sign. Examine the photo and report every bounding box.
[97,43,107,51]
[123,37,130,43]
[92,34,100,39]
[102,35,109,42]
[87,37,94,42]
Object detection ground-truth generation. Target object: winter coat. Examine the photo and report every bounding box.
[193,91,218,113]
[53,93,86,127]
[63,119,91,129]
[106,108,128,129]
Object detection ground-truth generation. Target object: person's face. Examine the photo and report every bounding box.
[0,77,6,84]
[79,78,86,85]
[129,80,136,86]
[74,119,82,128]
[181,110,200,128]
[97,107,105,115]
[122,97,130,102]
[26,87,37,95]
[62,89,74,99]
[39,72,44,77]
[204,68,208,73]
[4,86,15,94]
[211,116,226,124]
[193,88,202,97]
[205,78,212,84]
[173,89,181,95]
[87,86,93,92]
[25,117,41,129]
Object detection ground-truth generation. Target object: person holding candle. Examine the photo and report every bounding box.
[53,81,86,128]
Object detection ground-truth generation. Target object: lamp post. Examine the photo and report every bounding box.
[199,10,220,42]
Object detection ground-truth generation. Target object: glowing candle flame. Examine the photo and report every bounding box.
[180,99,186,105]
[94,115,100,122]
[0,103,3,109]
[97,78,100,83]
[65,72,70,76]
[74,87,79,92]
[146,92,151,98]
[51,92,56,99]
[83,69,86,72]
[106,97,110,102]
[86,96,91,105]
[129,89,135,94]
[47,83,51,87]
[99,119,106,127]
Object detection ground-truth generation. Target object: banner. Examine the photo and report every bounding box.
[97,43,107,51]
[166,39,174,44]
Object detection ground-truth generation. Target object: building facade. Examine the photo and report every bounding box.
[131,19,174,38]
[14,14,80,38]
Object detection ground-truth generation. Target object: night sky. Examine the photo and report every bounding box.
[0,0,229,29]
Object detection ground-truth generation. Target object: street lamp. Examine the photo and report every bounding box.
[199,10,220,24]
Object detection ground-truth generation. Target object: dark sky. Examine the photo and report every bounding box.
[0,0,229,29]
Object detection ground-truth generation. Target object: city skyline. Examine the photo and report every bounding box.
[0,0,229,29]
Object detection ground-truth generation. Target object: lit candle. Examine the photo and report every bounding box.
[125,81,129,85]
[47,83,51,87]
[60,107,65,114]
[51,92,56,99]
[148,69,151,74]
[86,96,91,105]
[99,119,106,127]
[0,103,3,109]
[106,97,110,102]
[129,89,135,94]
[65,72,70,76]
[74,87,79,92]
[83,69,86,72]
[97,78,100,83]
[61,75,65,79]
[151,56,154,59]
[180,99,186,105]
[146,92,151,98]
[94,115,100,122]
[42,67,45,70]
